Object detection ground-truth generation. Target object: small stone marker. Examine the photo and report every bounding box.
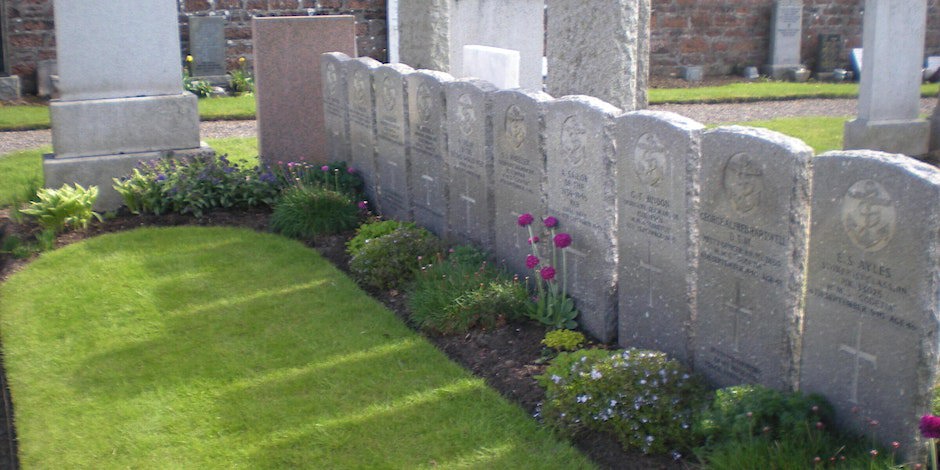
[407,70,454,237]
[545,96,621,343]
[850,48,863,76]
[462,45,520,90]
[800,150,940,462]
[373,63,415,221]
[345,57,382,202]
[445,79,498,248]
[492,88,552,276]
[682,66,703,83]
[254,16,356,164]
[615,111,703,363]
[321,52,352,164]
[189,16,227,83]
[694,126,812,390]
[764,0,804,79]
[815,34,843,80]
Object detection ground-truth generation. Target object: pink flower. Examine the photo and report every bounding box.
[525,254,540,269]
[540,266,556,281]
[554,232,572,249]
[921,415,940,438]
[543,216,558,228]
[517,213,534,227]
[358,201,368,210]
[321,165,330,172]
[347,166,357,174]
[528,236,539,245]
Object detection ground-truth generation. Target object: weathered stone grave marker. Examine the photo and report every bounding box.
[764,0,804,79]
[189,16,227,84]
[445,78,497,248]
[545,96,620,342]
[322,52,353,164]
[815,33,843,80]
[615,111,703,363]
[407,70,454,237]
[373,62,415,221]
[345,57,382,202]
[492,88,552,276]
[694,127,812,390]
[800,150,940,461]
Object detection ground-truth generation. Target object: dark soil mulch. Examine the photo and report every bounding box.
[0,208,686,470]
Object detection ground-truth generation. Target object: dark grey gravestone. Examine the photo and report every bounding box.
[445,78,498,249]
[694,126,812,391]
[344,57,382,202]
[615,111,704,363]
[545,96,621,343]
[801,151,940,462]
[816,34,843,79]
[407,70,454,237]
[374,63,415,221]
[492,89,552,276]
[189,16,227,79]
[322,52,352,163]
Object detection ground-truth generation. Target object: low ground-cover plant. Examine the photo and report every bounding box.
[346,219,414,256]
[408,245,527,334]
[542,329,586,352]
[538,348,704,455]
[113,154,278,216]
[348,222,441,291]
[270,185,359,238]
[19,183,101,234]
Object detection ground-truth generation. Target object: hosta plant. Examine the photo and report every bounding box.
[19,183,102,233]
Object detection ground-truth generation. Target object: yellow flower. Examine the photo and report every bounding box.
[185,55,194,63]
[238,57,246,64]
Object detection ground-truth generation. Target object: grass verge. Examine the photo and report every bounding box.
[649,81,940,104]
[0,226,593,468]
[0,147,47,207]
[720,116,848,153]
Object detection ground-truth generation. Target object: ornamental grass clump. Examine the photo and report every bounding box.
[348,223,441,291]
[270,160,364,198]
[269,185,360,239]
[517,213,578,329]
[537,348,704,455]
[407,246,527,334]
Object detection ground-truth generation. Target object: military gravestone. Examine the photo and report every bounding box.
[189,16,227,83]
[545,96,621,343]
[322,52,352,163]
[615,111,703,363]
[492,89,552,276]
[407,70,454,237]
[801,151,940,461]
[445,79,498,248]
[694,127,812,390]
[373,63,415,221]
[345,57,382,202]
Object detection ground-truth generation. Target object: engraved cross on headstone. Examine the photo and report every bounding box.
[510,210,525,252]
[637,239,662,309]
[724,280,753,352]
[565,246,586,290]
[839,318,877,404]
[460,195,476,227]
[421,174,434,206]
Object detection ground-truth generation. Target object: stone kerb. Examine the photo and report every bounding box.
[407,70,455,238]
[800,151,940,461]
[492,88,553,277]
[444,79,498,249]
[321,52,353,164]
[545,96,621,343]
[615,110,703,364]
[344,57,383,202]
[373,63,416,222]
[694,126,812,391]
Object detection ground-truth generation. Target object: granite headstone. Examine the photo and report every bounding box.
[189,16,227,81]
[407,70,454,237]
[345,57,382,202]
[462,45,521,90]
[815,34,843,79]
[322,52,353,164]
[764,0,804,79]
[373,63,415,221]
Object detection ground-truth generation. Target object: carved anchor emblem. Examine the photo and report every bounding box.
[842,179,895,252]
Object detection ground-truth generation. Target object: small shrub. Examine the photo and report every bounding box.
[542,329,586,352]
[348,225,441,291]
[19,183,102,233]
[183,76,214,98]
[538,348,704,455]
[270,186,359,238]
[408,247,527,334]
[346,219,415,256]
[228,57,254,95]
[271,160,364,198]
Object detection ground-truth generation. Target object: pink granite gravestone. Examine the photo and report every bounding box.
[253,16,356,164]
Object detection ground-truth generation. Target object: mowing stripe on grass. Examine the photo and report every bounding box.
[0,227,592,469]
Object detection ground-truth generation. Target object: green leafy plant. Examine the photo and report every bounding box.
[537,348,704,455]
[271,160,364,198]
[407,246,527,334]
[228,57,254,95]
[348,224,441,291]
[517,213,578,329]
[270,185,360,239]
[541,329,586,352]
[183,76,214,98]
[19,183,102,233]
[346,219,416,257]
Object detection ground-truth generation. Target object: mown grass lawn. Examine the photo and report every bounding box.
[0,227,592,469]
[648,81,940,104]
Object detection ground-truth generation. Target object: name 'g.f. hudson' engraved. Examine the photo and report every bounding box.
[842,179,896,252]
[722,152,764,214]
[457,93,476,136]
[634,132,667,187]
[561,115,586,167]
[505,105,526,149]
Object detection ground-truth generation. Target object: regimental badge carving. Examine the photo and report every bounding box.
[505,105,526,149]
[417,82,433,123]
[457,93,475,136]
[722,152,764,214]
[842,179,896,252]
[326,63,338,93]
[561,115,586,167]
[634,133,667,187]
[352,72,368,107]
[381,76,396,112]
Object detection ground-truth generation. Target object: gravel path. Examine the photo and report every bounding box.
[0,97,935,154]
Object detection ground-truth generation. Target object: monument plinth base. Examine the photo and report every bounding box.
[43,145,215,211]
[762,64,801,80]
[843,118,930,158]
